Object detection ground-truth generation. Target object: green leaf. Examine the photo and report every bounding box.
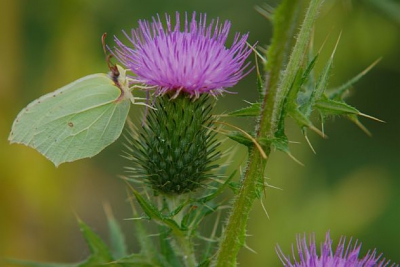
[266,134,289,153]
[125,195,166,265]
[164,199,190,219]
[128,185,182,232]
[314,36,340,100]
[77,218,115,265]
[226,131,254,147]
[158,226,181,267]
[286,67,305,110]
[297,54,319,107]
[9,65,132,166]
[301,34,341,119]
[198,259,211,267]
[227,102,261,117]
[197,171,236,204]
[288,108,324,137]
[289,109,313,128]
[256,59,265,98]
[105,205,128,259]
[315,98,360,116]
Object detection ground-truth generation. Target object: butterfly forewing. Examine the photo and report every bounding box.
[9,73,130,166]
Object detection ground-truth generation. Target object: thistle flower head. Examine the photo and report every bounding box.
[113,12,253,97]
[276,232,398,267]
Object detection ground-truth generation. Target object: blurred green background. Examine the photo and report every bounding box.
[0,0,399,265]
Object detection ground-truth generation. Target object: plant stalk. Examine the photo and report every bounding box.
[214,0,324,265]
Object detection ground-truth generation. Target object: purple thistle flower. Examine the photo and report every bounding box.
[113,12,253,98]
[276,232,398,267]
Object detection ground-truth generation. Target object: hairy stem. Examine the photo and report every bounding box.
[214,0,324,265]
[166,195,197,267]
[174,232,197,267]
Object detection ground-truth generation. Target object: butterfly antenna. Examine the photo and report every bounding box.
[101,32,119,78]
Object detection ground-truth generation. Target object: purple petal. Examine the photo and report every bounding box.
[113,12,254,97]
[276,231,398,267]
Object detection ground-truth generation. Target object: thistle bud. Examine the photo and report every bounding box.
[130,94,220,195]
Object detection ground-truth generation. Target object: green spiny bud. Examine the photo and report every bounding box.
[129,93,220,195]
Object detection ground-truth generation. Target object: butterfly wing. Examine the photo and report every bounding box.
[9,73,130,166]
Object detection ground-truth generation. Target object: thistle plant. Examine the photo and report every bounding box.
[7,0,398,266]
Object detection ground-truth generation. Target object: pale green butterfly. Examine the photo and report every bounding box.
[9,35,145,166]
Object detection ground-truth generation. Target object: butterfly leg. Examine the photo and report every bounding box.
[130,95,156,109]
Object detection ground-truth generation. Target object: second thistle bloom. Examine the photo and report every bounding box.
[276,232,397,267]
[113,12,253,97]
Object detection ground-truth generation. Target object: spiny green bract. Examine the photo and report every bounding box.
[128,94,220,195]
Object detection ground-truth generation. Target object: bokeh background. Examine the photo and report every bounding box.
[1,0,399,266]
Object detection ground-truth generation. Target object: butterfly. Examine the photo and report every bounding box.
[9,33,146,166]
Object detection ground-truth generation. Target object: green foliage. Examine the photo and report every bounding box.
[215,0,385,264]
[121,171,235,267]
[128,185,182,231]
[105,205,128,259]
[76,218,115,266]
[213,0,387,265]
[9,214,174,267]
[226,131,255,147]
[227,103,261,117]
[227,31,380,152]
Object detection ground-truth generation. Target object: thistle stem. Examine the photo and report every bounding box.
[214,150,267,266]
[174,231,197,267]
[214,0,324,265]
[167,194,197,266]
